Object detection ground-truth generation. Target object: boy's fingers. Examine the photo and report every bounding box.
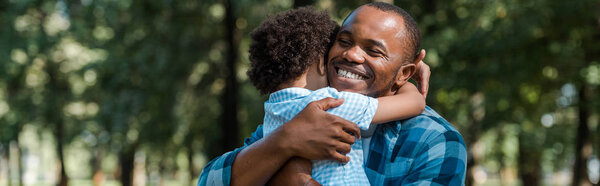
[418,49,426,60]
[415,49,430,98]
[420,68,430,98]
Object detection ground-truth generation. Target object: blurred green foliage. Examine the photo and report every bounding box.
[0,0,599,185]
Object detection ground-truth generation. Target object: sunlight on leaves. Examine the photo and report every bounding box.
[43,12,70,36]
[25,58,49,88]
[187,62,209,86]
[53,37,107,73]
[581,62,600,85]
[11,49,28,64]
[93,26,115,41]
[209,3,225,21]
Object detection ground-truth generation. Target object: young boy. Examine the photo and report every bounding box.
[247,7,425,185]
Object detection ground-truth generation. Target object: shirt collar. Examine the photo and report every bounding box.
[268,87,312,103]
[373,120,402,136]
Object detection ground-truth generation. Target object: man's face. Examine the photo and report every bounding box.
[327,6,412,97]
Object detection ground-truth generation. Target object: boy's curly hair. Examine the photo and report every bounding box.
[247,6,339,95]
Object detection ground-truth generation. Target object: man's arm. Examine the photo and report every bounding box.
[198,98,361,186]
[197,125,264,186]
[401,130,467,185]
[266,157,320,186]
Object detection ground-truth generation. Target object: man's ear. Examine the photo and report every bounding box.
[393,63,416,88]
[317,57,327,75]
[394,50,425,87]
[391,51,424,92]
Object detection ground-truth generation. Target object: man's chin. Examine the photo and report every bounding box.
[330,81,366,94]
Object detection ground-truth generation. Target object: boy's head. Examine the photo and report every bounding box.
[247,7,339,95]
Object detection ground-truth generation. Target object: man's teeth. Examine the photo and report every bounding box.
[337,69,365,80]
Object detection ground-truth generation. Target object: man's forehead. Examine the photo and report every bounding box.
[343,6,404,30]
[341,6,407,52]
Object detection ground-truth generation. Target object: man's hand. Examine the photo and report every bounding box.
[412,49,430,98]
[275,97,361,163]
[267,157,321,186]
[230,97,358,186]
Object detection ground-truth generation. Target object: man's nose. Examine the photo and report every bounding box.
[342,46,365,64]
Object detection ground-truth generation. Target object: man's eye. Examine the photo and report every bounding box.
[338,39,352,47]
[367,49,382,56]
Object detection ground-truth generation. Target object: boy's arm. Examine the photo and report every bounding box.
[372,83,425,124]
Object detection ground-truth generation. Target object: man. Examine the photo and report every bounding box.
[199,3,466,185]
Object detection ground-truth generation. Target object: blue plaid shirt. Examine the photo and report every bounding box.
[198,106,467,186]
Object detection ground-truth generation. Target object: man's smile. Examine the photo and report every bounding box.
[331,61,372,82]
[336,68,367,80]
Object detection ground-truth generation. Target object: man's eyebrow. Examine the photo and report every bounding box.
[339,30,388,54]
[339,30,352,36]
[366,39,387,54]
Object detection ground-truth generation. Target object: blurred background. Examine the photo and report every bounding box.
[0,0,599,185]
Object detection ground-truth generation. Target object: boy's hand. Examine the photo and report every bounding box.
[412,49,430,98]
[275,97,360,163]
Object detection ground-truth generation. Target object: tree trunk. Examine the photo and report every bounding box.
[56,121,68,186]
[293,0,315,8]
[119,147,135,186]
[496,125,508,185]
[218,0,241,157]
[188,146,196,184]
[7,142,12,186]
[16,138,22,186]
[573,84,592,186]
[45,46,69,186]
[158,153,167,186]
[518,133,541,186]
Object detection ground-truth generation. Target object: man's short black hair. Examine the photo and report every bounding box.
[247,7,339,95]
[364,2,421,63]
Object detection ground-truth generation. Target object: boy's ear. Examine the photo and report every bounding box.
[318,57,326,76]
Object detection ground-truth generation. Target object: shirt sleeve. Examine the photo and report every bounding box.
[197,125,264,186]
[315,89,378,131]
[400,130,467,186]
